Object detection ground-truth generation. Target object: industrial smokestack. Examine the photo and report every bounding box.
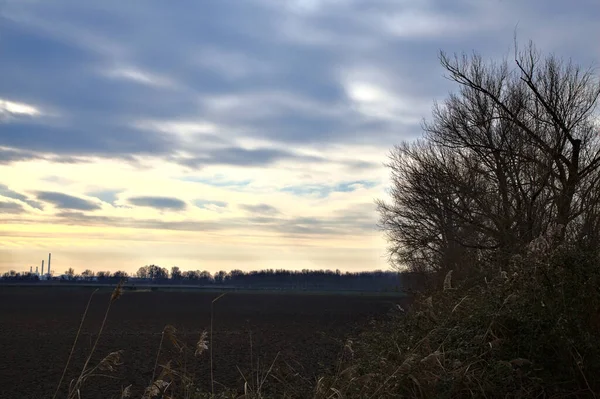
[48,253,51,276]
[30,266,32,273]
[36,266,38,274]
[41,260,45,275]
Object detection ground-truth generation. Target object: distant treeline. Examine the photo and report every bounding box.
[0,265,424,292]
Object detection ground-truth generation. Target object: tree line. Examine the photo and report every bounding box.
[1,265,406,291]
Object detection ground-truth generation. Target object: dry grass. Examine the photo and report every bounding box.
[50,286,258,398]
[51,280,126,399]
[48,236,600,398]
[66,280,124,398]
[312,234,600,398]
[52,288,99,399]
[211,293,227,396]
[47,283,334,398]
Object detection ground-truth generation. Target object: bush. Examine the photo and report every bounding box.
[318,234,600,398]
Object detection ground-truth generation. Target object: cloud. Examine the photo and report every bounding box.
[41,175,76,185]
[0,98,42,117]
[49,204,375,237]
[0,147,41,164]
[36,191,101,210]
[52,211,230,233]
[179,175,252,188]
[241,203,281,215]
[282,180,378,198]
[344,81,429,124]
[0,0,437,167]
[0,184,44,210]
[192,46,274,80]
[0,201,26,214]
[101,65,176,88]
[194,199,228,209]
[175,147,325,169]
[1,0,595,169]
[128,196,187,210]
[87,189,122,205]
[0,121,179,160]
[335,180,378,192]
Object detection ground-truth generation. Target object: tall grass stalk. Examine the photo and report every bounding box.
[210,292,226,396]
[150,326,167,388]
[52,288,99,399]
[67,281,123,398]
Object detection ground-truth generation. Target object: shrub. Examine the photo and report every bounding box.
[318,234,600,398]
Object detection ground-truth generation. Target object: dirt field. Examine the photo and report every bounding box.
[0,287,408,399]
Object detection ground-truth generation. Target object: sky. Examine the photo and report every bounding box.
[0,0,598,275]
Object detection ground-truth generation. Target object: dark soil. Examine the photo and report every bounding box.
[0,287,408,399]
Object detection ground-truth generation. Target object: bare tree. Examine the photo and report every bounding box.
[81,269,95,280]
[112,270,129,280]
[379,41,600,275]
[171,266,182,280]
[438,42,600,236]
[65,268,75,280]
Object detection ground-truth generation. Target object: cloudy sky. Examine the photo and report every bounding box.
[0,0,598,275]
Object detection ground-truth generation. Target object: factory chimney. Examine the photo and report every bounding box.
[41,260,45,275]
[48,253,51,276]
[30,266,32,273]
[36,266,39,274]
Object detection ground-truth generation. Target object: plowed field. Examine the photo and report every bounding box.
[0,287,408,399]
